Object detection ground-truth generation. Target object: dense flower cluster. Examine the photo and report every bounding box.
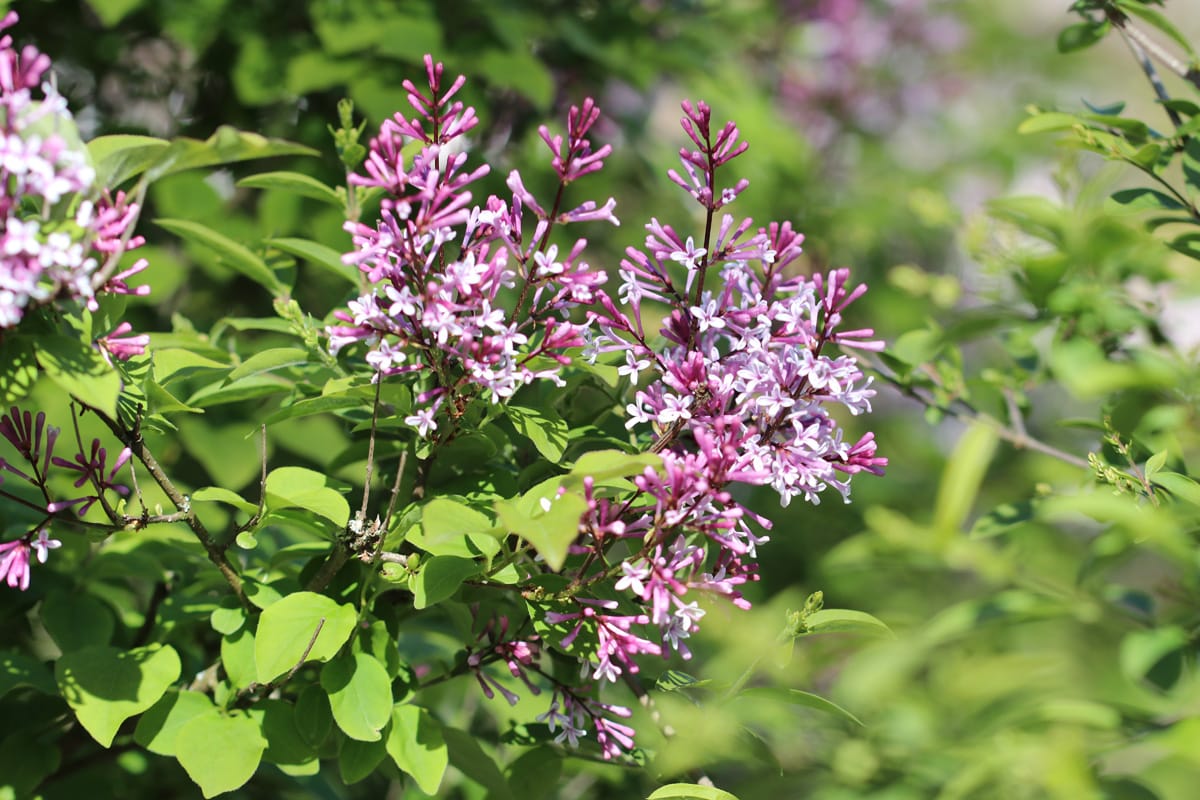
[331,60,884,761]
[327,56,616,440]
[0,11,149,346]
[0,405,131,589]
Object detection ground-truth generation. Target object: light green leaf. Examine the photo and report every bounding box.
[192,486,258,515]
[35,334,122,419]
[411,556,481,610]
[175,710,267,798]
[1151,471,1200,506]
[146,126,317,181]
[422,498,496,549]
[55,644,181,747]
[387,704,448,795]
[647,784,740,800]
[265,465,350,528]
[738,687,863,726]
[88,134,169,186]
[227,347,310,383]
[0,335,38,405]
[156,218,283,294]
[495,486,588,571]
[84,0,146,27]
[1121,626,1188,684]
[263,393,369,425]
[237,171,342,206]
[267,237,360,286]
[933,424,997,536]
[567,450,661,484]
[133,689,215,756]
[221,629,257,688]
[321,652,393,742]
[254,591,357,683]
[804,609,894,638]
[507,402,569,461]
[505,746,561,800]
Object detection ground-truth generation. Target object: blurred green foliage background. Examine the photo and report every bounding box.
[7,0,1200,797]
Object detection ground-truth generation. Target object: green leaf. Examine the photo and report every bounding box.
[443,726,514,800]
[507,402,569,461]
[933,424,998,535]
[339,736,388,784]
[41,592,115,652]
[0,649,57,697]
[35,334,122,419]
[647,784,740,800]
[411,556,482,610]
[656,670,713,692]
[387,704,448,795]
[55,644,181,747]
[1151,471,1200,506]
[227,347,310,383]
[221,629,257,688]
[87,134,169,186]
[804,609,894,638]
[567,449,661,484]
[265,466,351,528]
[0,731,61,798]
[1017,111,1083,135]
[422,498,496,548]
[156,218,284,294]
[0,335,38,405]
[506,746,562,800]
[237,171,342,206]
[84,0,146,27]
[495,485,589,571]
[738,687,863,726]
[890,329,943,366]
[174,710,267,798]
[146,126,317,181]
[1121,626,1188,685]
[262,393,369,425]
[254,591,357,683]
[294,684,334,748]
[321,652,393,742]
[210,600,247,636]
[1057,20,1109,53]
[1109,187,1185,212]
[267,237,360,287]
[250,699,319,776]
[133,689,215,756]
[192,486,258,515]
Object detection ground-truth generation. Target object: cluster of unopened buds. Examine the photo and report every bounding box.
[0,11,150,353]
[329,57,886,760]
[0,405,132,589]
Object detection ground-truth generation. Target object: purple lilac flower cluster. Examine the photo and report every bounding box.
[0,405,132,590]
[332,60,884,760]
[327,56,617,440]
[778,0,966,149]
[0,11,149,350]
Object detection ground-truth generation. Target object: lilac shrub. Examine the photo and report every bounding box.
[328,58,886,759]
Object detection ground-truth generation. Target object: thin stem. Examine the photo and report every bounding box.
[861,354,1091,470]
[1107,9,1200,93]
[1114,21,1183,129]
[91,406,249,609]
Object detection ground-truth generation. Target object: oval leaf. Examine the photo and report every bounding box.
[254,591,357,683]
